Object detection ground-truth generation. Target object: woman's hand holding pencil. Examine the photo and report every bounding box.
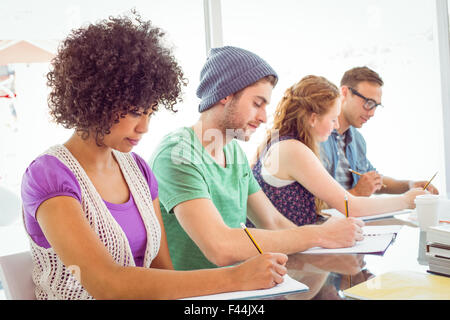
[234,252,288,290]
[318,216,365,248]
[238,223,288,289]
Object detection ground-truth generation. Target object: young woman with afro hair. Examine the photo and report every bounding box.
[21,12,287,300]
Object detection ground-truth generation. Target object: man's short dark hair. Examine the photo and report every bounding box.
[340,66,384,88]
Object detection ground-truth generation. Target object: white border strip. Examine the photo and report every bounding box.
[435,0,450,197]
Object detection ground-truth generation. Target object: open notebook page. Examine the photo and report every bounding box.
[301,225,402,254]
[181,275,308,300]
[321,208,412,221]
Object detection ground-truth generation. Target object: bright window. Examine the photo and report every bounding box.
[222,0,446,194]
[0,0,205,193]
[0,0,205,255]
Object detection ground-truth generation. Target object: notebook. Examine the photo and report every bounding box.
[301,225,401,254]
[321,208,412,221]
[181,275,308,300]
[343,270,450,299]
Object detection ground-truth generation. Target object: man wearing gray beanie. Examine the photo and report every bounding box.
[196,46,278,113]
[150,46,363,271]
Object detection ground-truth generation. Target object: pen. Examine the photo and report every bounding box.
[423,171,438,190]
[344,194,349,218]
[240,223,263,254]
[348,169,387,188]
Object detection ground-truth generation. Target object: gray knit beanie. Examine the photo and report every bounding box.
[196,46,278,112]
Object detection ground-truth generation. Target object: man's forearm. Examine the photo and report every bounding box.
[249,224,323,256]
[377,176,410,194]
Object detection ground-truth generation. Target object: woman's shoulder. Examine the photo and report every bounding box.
[273,138,313,157]
[266,139,318,174]
[22,153,82,219]
[25,153,76,177]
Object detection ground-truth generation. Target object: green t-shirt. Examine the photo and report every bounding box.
[149,127,261,270]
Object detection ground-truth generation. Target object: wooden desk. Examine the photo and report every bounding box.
[269,217,430,300]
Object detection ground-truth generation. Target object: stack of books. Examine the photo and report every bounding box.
[426,224,450,277]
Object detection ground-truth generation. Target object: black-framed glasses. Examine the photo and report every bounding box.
[348,87,383,111]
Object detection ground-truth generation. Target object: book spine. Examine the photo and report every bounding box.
[426,233,450,246]
[429,264,450,277]
[428,255,450,268]
[426,244,450,259]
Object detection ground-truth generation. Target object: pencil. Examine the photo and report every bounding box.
[348,169,387,188]
[240,223,263,254]
[348,168,363,176]
[344,194,349,218]
[423,171,438,190]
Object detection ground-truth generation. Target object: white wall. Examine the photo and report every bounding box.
[221,0,447,195]
[0,0,206,256]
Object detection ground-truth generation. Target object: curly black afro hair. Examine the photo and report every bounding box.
[47,11,186,145]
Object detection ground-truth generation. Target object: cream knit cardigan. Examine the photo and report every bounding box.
[28,145,161,300]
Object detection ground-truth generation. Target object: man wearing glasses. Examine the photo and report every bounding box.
[320,66,438,196]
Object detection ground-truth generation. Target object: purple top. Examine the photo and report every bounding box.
[21,152,158,267]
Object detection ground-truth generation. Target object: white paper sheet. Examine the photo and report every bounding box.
[181,275,308,300]
[303,234,394,254]
[362,225,402,235]
[321,208,412,221]
[301,225,402,254]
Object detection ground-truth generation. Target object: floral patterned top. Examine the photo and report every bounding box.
[248,135,317,227]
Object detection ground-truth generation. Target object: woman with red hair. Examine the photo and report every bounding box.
[251,75,425,226]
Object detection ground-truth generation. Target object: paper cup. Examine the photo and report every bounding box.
[414,194,440,231]
[438,198,450,221]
